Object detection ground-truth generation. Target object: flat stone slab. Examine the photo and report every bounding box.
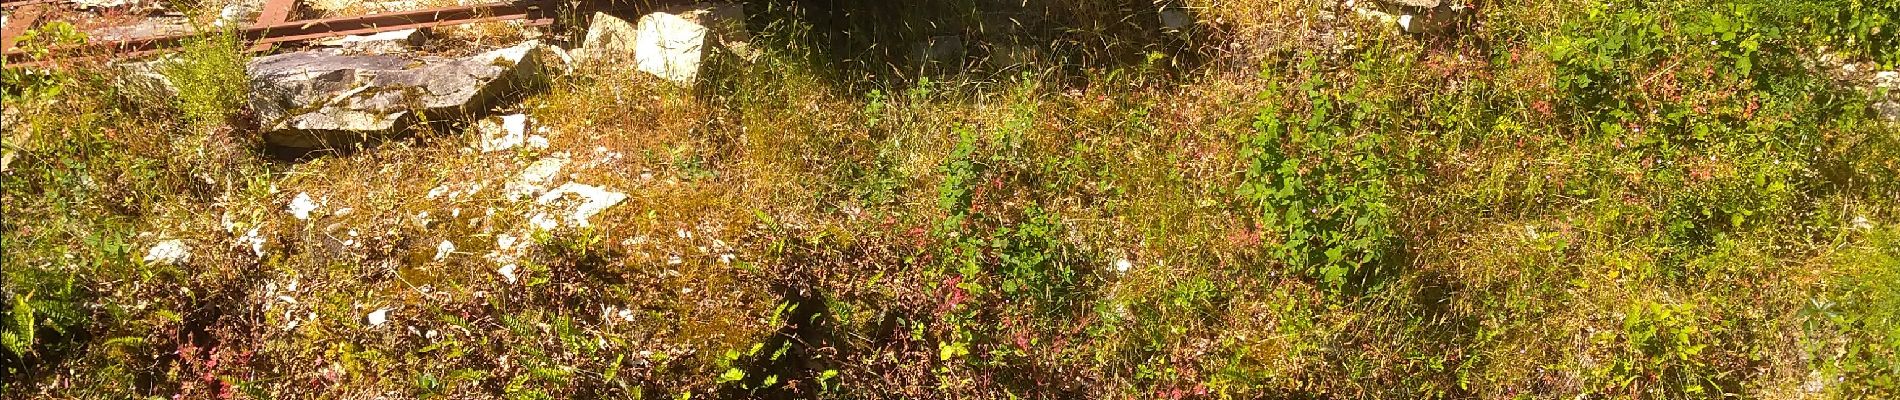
[247,40,568,149]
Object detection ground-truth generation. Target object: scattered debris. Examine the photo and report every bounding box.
[241,227,267,257]
[504,154,571,200]
[476,113,546,152]
[529,183,628,229]
[143,239,191,266]
[288,193,320,220]
[498,263,519,284]
[434,240,456,262]
[367,307,390,327]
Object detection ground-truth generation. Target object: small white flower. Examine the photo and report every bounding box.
[434,240,456,262]
[367,308,390,327]
[1114,259,1132,273]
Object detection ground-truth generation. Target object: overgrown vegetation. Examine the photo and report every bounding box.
[3,0,1897,398]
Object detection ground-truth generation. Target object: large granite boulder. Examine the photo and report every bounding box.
[247,40,568,149]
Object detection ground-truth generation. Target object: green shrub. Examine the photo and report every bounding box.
[1237,58,1396,291]
[161,29,250,128]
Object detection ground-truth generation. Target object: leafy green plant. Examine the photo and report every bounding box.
[1237,59,1396,291]
[160,28,250,128]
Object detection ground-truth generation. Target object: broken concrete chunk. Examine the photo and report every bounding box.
[530,182,628,229]
[143,239,192,266]
[476,114,531,152]
[580,11,641,63]
[626,4,750,83]
[505,154,570,200]
[115,57,180,101]
[247,40,569,149]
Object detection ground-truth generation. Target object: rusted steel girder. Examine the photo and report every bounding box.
[1,0,65,9]
[3,0,570,67]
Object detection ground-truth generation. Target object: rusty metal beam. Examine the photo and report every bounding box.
[246,0,298,51]
[5,1,556,65]
[1,4,48,54]
[1,0,64,9]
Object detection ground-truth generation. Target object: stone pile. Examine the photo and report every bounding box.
[244,2,749,150]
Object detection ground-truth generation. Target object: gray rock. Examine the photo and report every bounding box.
[1875,71,1899,91]
[580,12,640,63]
[1876,101,1900,122]
[143,239,192,266]
[1159,8,1193,32]
[476,113,544,153]
[631,4,750,84]
[247,41,568,149]
[115,58,179,101]
[913,35,966,74]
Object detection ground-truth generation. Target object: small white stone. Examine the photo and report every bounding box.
[367,308,390,327]
[498,263,519,284]
[287,193,320,220]
[478,114,531,153]
[1113,259,1132,273]
[533,183,629,228]
[142,239,192,266]
[434,240,456,262]
[1852,215,1874,230]
[505,154,571,200]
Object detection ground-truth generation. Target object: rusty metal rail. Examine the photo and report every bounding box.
[0,0,652,67]
[1,0,65,9]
